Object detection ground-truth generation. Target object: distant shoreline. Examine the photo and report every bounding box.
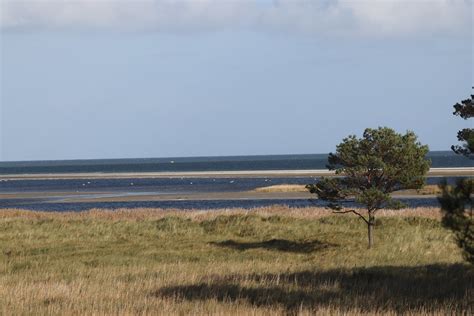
[1,167,473,180]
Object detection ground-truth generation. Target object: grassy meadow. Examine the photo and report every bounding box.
[253,184,308,193]
[252,184,444,195]
[0,206,472,315]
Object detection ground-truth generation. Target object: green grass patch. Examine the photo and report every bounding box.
[0,210,471,315]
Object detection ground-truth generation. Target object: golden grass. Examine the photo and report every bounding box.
[416,184,443,195]
[0,206,471,315]
[252,183,444,196]
[253,184,308,193]
[0,205,443,221]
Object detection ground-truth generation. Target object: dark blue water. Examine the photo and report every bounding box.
[0,151,472,175]
[0,176,457,194]
[0,197,440,212]
[0,152,471,211]
[0,175,463,211]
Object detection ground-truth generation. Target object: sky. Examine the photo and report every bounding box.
[0,0,472,161]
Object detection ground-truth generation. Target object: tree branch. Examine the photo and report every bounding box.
[333,209,370,225]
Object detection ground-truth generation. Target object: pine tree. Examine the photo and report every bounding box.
[439,90,473,264]
[307,127,430,248]
[451,91,473,157]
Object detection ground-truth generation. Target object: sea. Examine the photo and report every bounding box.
[0,151,472,211]
[1,151,472,174]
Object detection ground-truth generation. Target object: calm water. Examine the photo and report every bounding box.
[0,197,441,212]
[0,175,459,193]
[0,151,472,211]
[0,151,472,174]
[0,176,458,210]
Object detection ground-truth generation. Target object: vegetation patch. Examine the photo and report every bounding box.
[0,207,471,315]
[253,184,308,193]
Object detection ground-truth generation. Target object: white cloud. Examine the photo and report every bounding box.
[0,0,471,36]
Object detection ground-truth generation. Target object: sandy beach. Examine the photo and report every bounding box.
[1,167,473,180]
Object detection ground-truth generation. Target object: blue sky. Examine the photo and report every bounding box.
[0,0,472,161]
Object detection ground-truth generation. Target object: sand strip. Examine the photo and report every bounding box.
[0,167,473,180]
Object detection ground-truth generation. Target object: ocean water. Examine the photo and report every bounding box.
[0,151,472,175]
[0,151,472,211]
[0,175,459,194]
[0,175,460,211]
[0,197,441,212]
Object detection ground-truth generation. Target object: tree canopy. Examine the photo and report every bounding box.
[439,178,473,264]
[307,127,431,248]
[439,90,473,264]
[451,92,473,157]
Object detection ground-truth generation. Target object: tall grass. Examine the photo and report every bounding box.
[0,206,471,315]
[253,184,308,193]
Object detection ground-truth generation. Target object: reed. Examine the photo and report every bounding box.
[253,184,308,193]
[0,206,471,315]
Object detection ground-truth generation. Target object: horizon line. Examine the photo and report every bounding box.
[0,150,458,165]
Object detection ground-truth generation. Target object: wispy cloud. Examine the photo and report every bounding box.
[1,0,471,36]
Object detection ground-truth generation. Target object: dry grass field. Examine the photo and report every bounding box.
[0,206,472,315]
[253,184,308,193]
[252,184,444,195]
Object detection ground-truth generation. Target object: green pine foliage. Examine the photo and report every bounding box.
[307,127,431,248]
[440,90,474,264]
[451,91,473,157]
[439,178,473,264]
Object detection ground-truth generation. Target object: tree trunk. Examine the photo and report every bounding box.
[367,214,375,249]
[368,223,373,248]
